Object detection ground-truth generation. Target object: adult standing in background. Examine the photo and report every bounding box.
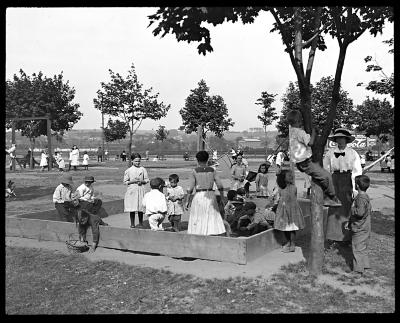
[231,155,247,190]
[184,150,226,236]
[6,144,16,170]
[323,128,362,247]
[70,145,80,171]
[97,146,103,162]
[275,149,285,173]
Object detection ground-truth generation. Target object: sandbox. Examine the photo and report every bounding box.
[6,198,327,264]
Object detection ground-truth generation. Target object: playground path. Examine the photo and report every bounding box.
[5,236,305,280]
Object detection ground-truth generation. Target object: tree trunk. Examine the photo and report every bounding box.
[30,138,34,169]
[308,181,325,276]
[127,130,133,167]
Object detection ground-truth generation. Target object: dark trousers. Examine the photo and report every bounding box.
[296,158,336,197]
[79,199,102,214]
[168,215,181,231]
[78,213,104,244]
[55,202,77,222]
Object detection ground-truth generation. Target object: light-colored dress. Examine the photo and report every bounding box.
[166,186,185,216]
[123,165,149,212]
[273,184,305,231]
[70,149,80,166]
[55,155,65,169]
[255,173,269,197]
[82,153,89,166]
[40,153,48,167]
[231,163,247,190]
[187,166,226,235]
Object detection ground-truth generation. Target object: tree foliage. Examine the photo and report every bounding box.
[357,38,394,98]
[103,119,130,142]
[155,125,169,142]
[255,91,279,133]
[94,63,170,160]
[179,79,234,138]
[353,97,393,142]
[6,69,82,139]
[276,77,355,137]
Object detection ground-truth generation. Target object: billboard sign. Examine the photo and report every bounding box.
[327,135,376,149]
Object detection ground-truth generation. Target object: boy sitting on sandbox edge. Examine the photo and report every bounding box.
[287,109,342,207]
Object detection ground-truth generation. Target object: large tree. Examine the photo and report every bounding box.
[6,69,82,166]
[179,79,234,145]
[357,38,394,98]
[94,63,170,165]
[255,91,278,153]
[276,76,354,138]
[353,97,393,146]
[148,6,393,276]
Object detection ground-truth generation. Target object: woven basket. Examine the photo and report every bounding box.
[66,233,89,253]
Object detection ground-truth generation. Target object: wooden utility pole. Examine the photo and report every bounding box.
[46,114,52,171]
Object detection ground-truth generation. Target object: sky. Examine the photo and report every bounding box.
[6,7,394,133]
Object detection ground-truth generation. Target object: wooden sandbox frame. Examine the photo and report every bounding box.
[6,198,327,265]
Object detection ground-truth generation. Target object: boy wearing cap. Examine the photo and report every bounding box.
[75,176,103,214]
[53,174,79,222]
[287,109,342,207]
[142,177,168,231]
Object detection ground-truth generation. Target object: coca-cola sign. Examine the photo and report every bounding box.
[328,135,376,149]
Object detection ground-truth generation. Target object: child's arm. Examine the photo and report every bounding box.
[351,197,368,219]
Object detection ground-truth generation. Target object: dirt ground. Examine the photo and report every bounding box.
[5,158,395,284]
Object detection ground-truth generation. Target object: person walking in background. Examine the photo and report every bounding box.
[255,162,271,198]
[273,170,305,253]
[54,151,65,171]
[142,177,168,231]
[68,147,73,171]
[323,128,363,248]
[97,146,103,162]
[104,150,109,161]
[231,155,247,190]
[184,150,226,236]
[70,145,80,171]
[275,149,285,173]
[165,174,185,232]
[124,153,149,228]
[346,175,372,275]
[40,149,48,171]
[6,144,17,170]
[82,151,89,170]
[120,150,127,162]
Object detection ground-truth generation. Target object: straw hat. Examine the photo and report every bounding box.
[328,128,355,143]
[84,176,95,183]
[60,174,74,186]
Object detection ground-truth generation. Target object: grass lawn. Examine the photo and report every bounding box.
[5,159,395,313]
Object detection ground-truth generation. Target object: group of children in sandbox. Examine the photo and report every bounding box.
[50,109,373,275]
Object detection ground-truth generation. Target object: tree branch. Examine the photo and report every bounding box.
[305,7,322,84]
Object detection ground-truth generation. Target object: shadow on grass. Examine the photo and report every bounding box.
[371,211,395,236]
[11,186,55,201]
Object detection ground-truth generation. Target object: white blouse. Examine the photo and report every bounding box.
[323,146,362,193]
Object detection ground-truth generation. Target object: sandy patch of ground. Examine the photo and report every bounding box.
[6,236,305,280]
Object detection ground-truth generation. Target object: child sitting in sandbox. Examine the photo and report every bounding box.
[236,202,273,237]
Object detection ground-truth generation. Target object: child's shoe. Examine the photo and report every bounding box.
[323,196,342,207]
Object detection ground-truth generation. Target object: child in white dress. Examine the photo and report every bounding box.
[82,151,89,170]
